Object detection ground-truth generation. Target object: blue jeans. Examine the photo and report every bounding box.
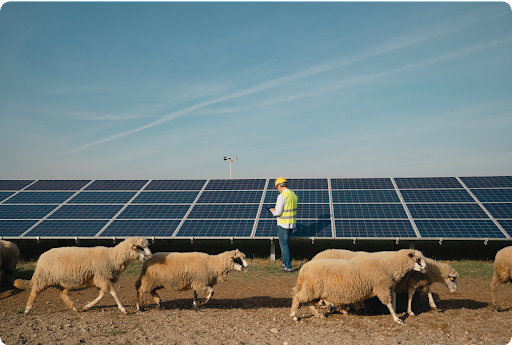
[277,225,293,270]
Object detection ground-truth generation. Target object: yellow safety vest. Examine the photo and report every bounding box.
[277,189,298,225]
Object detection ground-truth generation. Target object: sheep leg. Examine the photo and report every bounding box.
[83,289,105,311]
[201,286,214,305]
[426,286,438,312]
[59,289,78,312]
[192,291,202,311]
[108,286,127,314]
[150,289,161,308]
[392,291,397,312]
[407,288,415,316]
[24,286,42,315]
[290,295,302,321]
[490,274,500,308]
[385,302,403,324]
[378,291,403,324]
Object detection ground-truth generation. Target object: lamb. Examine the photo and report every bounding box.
[0,240,20,285]
[14,237,152,314]
[312,249,458,316]
[135,249,249,311]
[490,246,512,309]
[290,249,427,324]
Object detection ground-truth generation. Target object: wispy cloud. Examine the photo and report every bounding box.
[60,8,507,154]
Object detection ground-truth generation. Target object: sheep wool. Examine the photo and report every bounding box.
[136,249,249,311]
[14,237,152,314]
[290,249,427,324]
[491,246,512,309]
[0,240,20,285]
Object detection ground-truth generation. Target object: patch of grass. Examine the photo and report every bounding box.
[16,309,24,314]
[125,261,144,276]
[445,260,494,280]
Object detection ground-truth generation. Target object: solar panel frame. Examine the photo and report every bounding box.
[0,192,16,203]
[497,220,512,237]
[67,191,137,204]
[483,203,512,219]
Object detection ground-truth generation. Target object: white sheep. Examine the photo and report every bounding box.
[313,249,459,316]
[135,249,249,311]
[490,246,512,309]
[14,237,152,314]
[0,240,20,285]
[290,249,427,324]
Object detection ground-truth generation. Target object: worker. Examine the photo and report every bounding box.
[269,177,298,273]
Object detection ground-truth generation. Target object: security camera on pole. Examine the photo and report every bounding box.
[223,156,238,179]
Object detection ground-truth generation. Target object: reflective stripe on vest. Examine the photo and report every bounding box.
[277,189,298,225]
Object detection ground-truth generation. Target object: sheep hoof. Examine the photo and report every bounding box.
[408,311,416,316]
[293,316,299,322]
[431,308,439,313]
[396,319,404,325]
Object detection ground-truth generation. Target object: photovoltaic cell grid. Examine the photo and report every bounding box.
[0,177,511,239]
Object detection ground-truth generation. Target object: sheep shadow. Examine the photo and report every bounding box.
[0,285,25,300]
[139,296,292,311]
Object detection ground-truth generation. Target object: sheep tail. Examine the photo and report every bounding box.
[13,279,32,290]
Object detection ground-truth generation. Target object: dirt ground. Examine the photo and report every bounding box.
[1,264,512,345]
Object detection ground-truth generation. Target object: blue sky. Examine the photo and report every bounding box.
[0,2,511,180]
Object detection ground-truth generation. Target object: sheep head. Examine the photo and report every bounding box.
[407,250,427,273]
[444,268,459,293]
[229,249,249,272]
[125,237,152,262]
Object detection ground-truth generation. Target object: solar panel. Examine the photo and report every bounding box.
[197,191,263,204]
[85,180,148,190]
[335,220,417,238]
[264,190,329,204]
[394,177,462,189]
[331,190,400,203]
[401,190,474,203]
[0,220,38,236]
[0,192,15,203]
[283,179,328,190]
[205,179,266,190]
[99,220,180,237]
[497,220,512,237]
[67,191,137,204]
[483,203,512,219]
[176,220,254,237]
[330,178,394,189]
[471,189,512,202]
[145,180,207,190]
[4,192,75,204]
[259,204,330,219]
[0,205,58,219]
[460,176,512,188]
[25,180,91,190]
[415,220,505,238]
[48,205,124,219]
[0,180,35,191]
[333,204,407,219]
[117,205,190,219]
[407,204,489,219]
[132,191,199,204]
[187,204,259,219]
[253,219,333,237]
[24,220,108,237]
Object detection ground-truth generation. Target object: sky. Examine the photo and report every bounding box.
[0,2,511,180]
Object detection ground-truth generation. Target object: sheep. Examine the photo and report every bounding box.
[0,240,20,285]
[290,249,427,324]
[312,249,459,316]
[135,249,249,311]
[490,246,512,310]
[13,237,152,315]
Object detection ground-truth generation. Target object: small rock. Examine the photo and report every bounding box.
[270,328,279,334]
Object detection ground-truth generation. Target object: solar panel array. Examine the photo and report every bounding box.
[1,177,511,241]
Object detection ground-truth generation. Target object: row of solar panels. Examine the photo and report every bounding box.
[0,177,511,240]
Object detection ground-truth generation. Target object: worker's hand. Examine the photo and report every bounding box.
[269,208,275,213]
